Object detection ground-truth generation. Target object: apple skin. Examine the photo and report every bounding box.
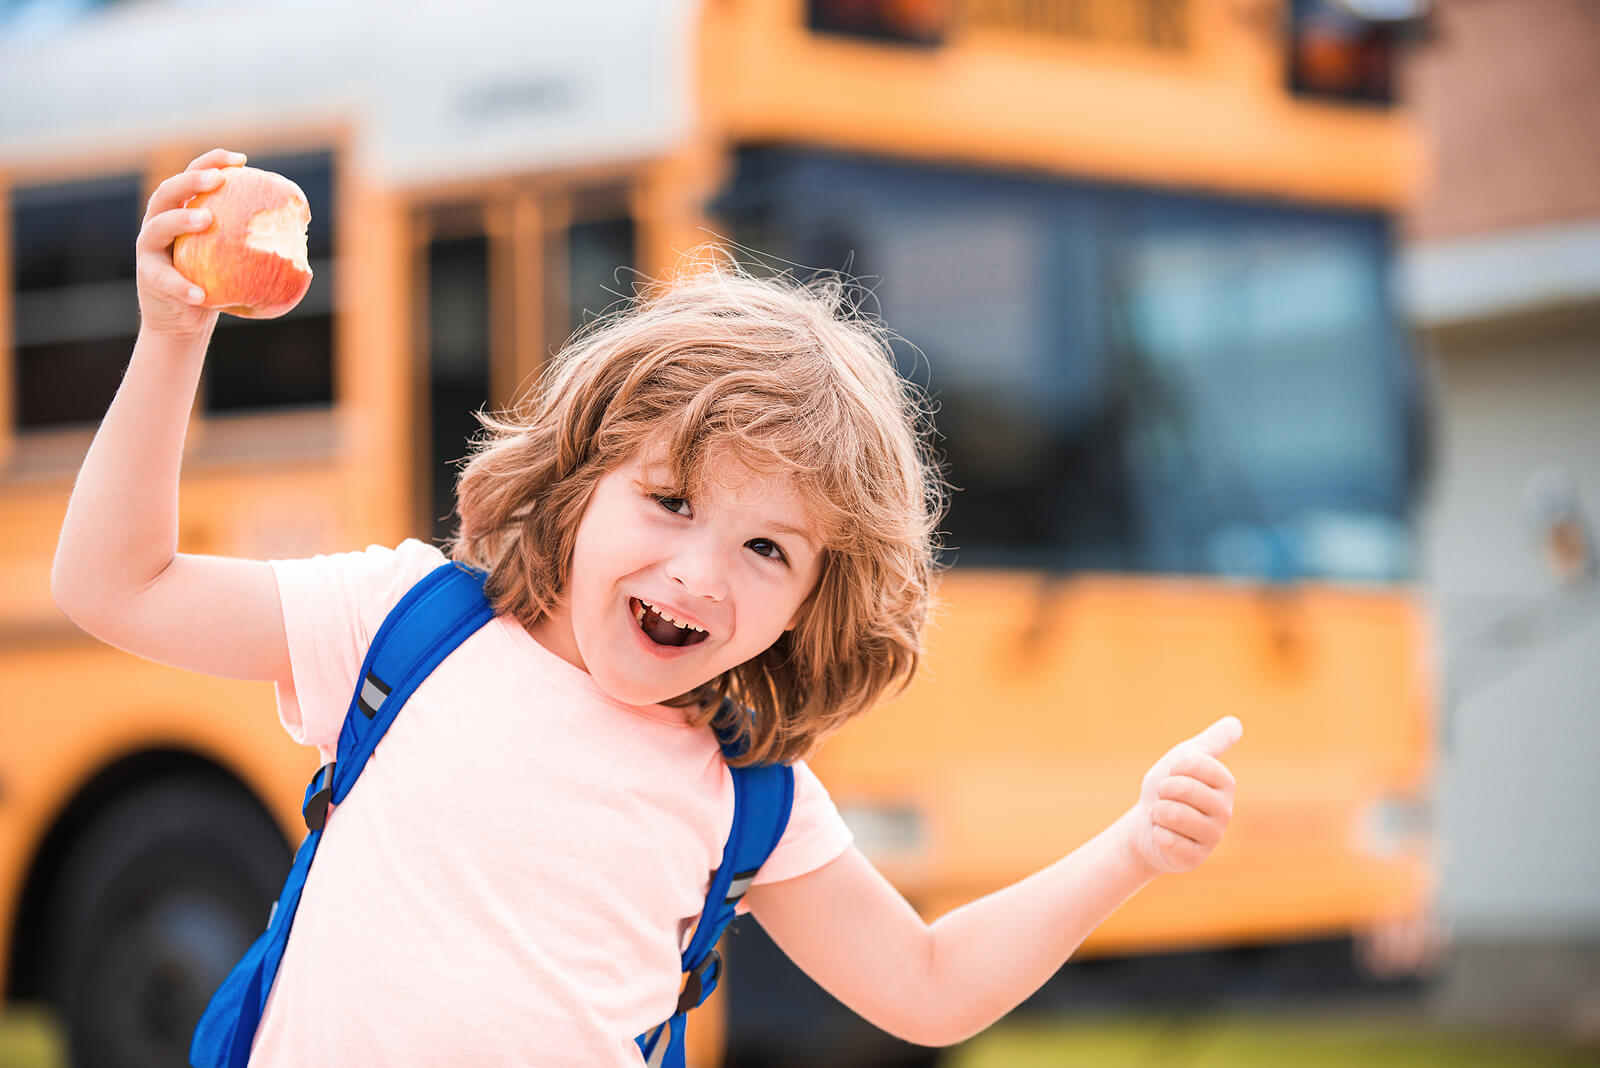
[172,166,313,319]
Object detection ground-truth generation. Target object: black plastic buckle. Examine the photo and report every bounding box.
[676,948,721,1015]
[302,762,336,831]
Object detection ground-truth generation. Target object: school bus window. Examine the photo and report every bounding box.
[425,231,491,545]
[202,150,335,414]
[955,0,1189,51]
[715,147,1415,582]
[9,173,141,429]
[1114,202,1412,579]
[565,214,636,336]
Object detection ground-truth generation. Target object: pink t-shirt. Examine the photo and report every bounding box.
[251,539,852,1066]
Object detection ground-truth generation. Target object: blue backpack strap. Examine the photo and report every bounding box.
[191,561,494,1068]
[635,710,795,1068]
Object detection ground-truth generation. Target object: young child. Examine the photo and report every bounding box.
[53,149,1242,1064]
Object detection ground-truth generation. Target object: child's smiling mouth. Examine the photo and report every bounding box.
[630,597,711,647]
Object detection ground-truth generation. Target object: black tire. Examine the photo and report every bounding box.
[46,777,291,1068]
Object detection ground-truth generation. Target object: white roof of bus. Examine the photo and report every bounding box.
[0,0,698,184]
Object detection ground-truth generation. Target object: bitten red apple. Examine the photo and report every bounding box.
[173,166,313,319]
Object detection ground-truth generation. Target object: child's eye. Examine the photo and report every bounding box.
[747,538,788,564]
[654,495,691,517]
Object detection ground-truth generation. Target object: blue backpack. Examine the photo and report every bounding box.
[191,561,795,1068]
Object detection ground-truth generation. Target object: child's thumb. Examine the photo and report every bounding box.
[1188,715,1244,758]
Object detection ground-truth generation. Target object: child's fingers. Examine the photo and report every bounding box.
[185,147,247,174]
[1168,751,1236,794]
[136,208,211,304]
[1153,825,1207,869]
[139,256,207,305]
[143,167,225,224]
[1157,773,1232,821]
[139,206,211,256]
[1151,799,1222,847]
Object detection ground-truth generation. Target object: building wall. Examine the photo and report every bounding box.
[1416,318,1600,935]
[1404,0,1600,938]
[1405,0,1600,240]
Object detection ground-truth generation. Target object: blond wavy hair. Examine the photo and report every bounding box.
[445,252,945,766]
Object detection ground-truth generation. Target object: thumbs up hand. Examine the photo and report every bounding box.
[1119,716,1242,877]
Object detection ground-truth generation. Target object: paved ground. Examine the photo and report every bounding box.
[1420,937,1600,1046]
[4,940,1595,1066]
[4,1001,1595,1068]
[952,1013,1595,1068]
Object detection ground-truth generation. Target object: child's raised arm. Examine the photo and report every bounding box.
[744,716,1243,1047]
[51,148,292,686]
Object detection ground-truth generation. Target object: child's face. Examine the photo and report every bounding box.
[528,440,824,707]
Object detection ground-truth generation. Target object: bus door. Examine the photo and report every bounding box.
[413,181,638,544]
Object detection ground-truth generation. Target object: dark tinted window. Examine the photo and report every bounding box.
[713,148,1418,583]
[10,173,141,428]
[564,214,636,340]
[426,233,491,545]
[13,173,139,289]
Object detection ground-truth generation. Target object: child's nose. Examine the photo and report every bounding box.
[664,542,729,602]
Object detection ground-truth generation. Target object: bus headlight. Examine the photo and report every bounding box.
[1359,793,1434,857]
[837,802,928,864]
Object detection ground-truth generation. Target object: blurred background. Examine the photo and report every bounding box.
[0,1,1595,1066]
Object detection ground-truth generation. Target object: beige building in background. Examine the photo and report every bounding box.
[1402,0,1600,1035]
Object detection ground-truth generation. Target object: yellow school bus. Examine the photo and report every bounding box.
[0,1,1434,1065]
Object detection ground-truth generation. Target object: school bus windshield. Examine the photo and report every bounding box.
[717,147,1422,584]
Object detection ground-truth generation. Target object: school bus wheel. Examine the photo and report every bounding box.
[44,776,290,1068]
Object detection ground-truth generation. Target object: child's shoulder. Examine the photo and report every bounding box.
[340,538,449,613]
[272,537,449,634]
[290,536,444,580]
[388,537,449,572]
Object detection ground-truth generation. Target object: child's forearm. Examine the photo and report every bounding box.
[52,326,214,619]
[753,723,1236,1047]
[918,808,1157,1044]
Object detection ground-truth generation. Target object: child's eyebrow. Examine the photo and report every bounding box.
[766,520,818,551]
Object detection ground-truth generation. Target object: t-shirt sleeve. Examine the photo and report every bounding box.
[741,760,853,909]
[267,539,447,760]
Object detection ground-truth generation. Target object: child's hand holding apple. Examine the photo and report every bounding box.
[135,148,314,340]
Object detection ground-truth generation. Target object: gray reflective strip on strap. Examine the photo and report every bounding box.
[644,1021,670,1068]
[358,673,391,719]
[723,869,757,906]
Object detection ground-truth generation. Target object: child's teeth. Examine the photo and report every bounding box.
[639,600,705,633]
